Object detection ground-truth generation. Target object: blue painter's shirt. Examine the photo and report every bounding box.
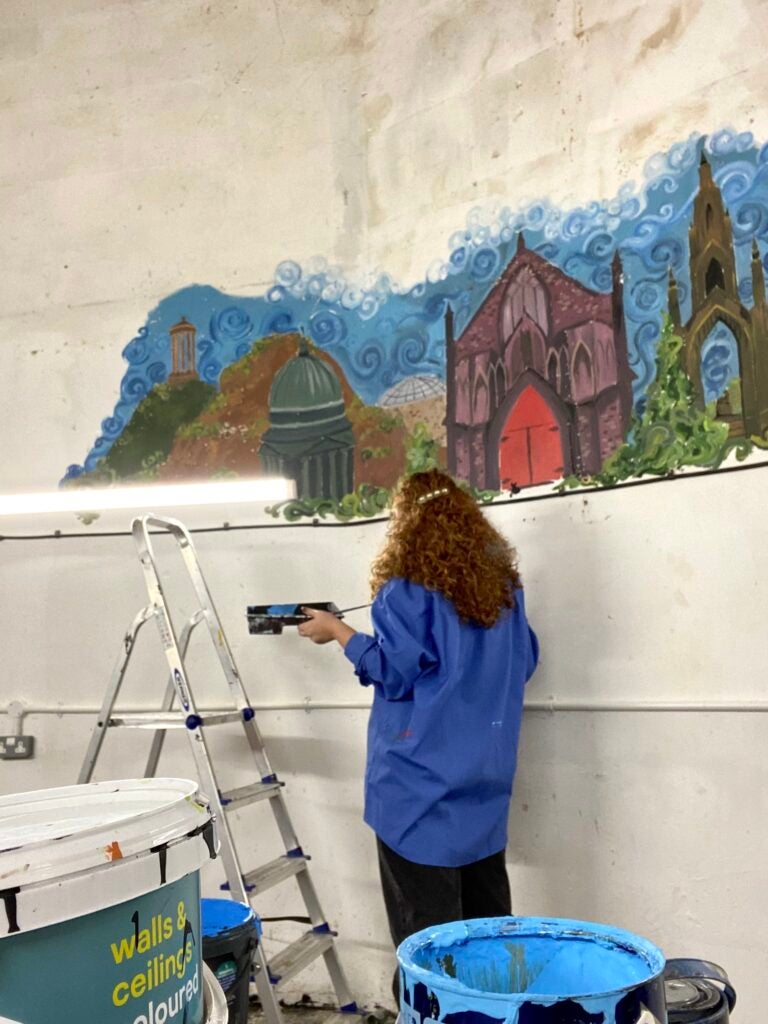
[344,578,539,867]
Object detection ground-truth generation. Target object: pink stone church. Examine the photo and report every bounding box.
[445,235,634,490]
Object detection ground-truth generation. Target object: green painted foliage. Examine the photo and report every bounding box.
[404,422,440,474]
[561,318,731,489]
[100,380,216,478]
[267,483,392,522]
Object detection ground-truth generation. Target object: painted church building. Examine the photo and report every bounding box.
[445,234,634,491]
[669,152,768,438]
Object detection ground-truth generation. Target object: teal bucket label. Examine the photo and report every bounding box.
[0,872,203,1024]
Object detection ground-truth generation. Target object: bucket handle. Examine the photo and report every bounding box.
[664,959,736,1012]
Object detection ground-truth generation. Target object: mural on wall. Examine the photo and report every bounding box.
[63,129,768,519]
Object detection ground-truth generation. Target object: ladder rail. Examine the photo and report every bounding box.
[78,606,153,784]
[144,608,205,777]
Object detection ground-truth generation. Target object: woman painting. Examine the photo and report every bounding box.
[298,469,539,1004]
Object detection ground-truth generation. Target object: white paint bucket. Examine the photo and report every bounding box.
[0,778,217,1024]
[203,963,229,1023]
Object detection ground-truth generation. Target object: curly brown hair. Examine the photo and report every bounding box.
[370,469,521,627]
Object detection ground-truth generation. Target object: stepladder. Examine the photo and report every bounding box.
[78,514,357,1024]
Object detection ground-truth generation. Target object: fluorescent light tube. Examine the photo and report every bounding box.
[0,478,296,516]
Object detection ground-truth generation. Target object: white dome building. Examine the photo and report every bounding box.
[377,374,447,442]
[378,374,446,407]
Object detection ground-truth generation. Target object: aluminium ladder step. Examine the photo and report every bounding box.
[243,852,309,895]
[268,928,336,986]
[219,780,284,810]
[108,709,247,729]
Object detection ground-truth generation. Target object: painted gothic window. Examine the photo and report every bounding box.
[705,257,725,295]
[496,363,505,404]
[571,342,594,401]
[521,330,533,367]
[473,373,490,423]
[501,266,549,340]
[456,360,472,426]
[505,323,547,380]
[547,350,559,391]
[591,327,618,390]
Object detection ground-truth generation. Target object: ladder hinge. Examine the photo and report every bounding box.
[286,846,307,858]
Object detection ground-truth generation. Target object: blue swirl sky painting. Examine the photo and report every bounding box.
[66,128,768,480]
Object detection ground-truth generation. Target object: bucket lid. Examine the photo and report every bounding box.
[202,897,260,938]
[0,778,211,890]
[666,979,723,1021]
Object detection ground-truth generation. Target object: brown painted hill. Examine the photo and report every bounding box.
[159,333,408,489]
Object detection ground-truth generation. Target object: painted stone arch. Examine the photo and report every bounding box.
[500,265,550,343]
[688,306,751,396]
[486,370,572,490]
[698,318,745,432]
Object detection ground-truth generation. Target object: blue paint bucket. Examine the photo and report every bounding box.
[397,917,671,1024]
[201,898,260,1024]
[0,778,217,1024]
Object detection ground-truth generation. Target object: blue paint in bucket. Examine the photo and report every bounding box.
[397,917,669,1024]
[201,899,260,1024]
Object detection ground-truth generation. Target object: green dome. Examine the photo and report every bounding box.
[260,339,356,499]
[269,339,344,414]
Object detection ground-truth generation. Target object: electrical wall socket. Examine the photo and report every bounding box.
[0,736,35,759]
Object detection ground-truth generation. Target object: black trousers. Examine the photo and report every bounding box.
[376,838,512,1007]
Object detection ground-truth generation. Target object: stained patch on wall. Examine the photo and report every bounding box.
[63,129,768,519]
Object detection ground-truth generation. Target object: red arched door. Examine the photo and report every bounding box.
[499,385,564,488]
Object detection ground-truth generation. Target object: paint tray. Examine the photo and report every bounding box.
[246,602,342,635]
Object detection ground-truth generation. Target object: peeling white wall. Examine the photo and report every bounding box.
[2,0,768,1018]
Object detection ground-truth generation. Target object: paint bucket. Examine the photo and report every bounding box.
[203,963,229,1024]
[397,917,730,1024]
[0,778,217,1024]
[664,959,735,1024]
[201,898,260,1024]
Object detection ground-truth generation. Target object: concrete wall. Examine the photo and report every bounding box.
[2,0,768,1018]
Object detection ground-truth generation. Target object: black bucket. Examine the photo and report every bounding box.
[202,898,260,1024]
[665,959,736,1024]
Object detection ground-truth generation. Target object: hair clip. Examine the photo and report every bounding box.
[416,487,449,506]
